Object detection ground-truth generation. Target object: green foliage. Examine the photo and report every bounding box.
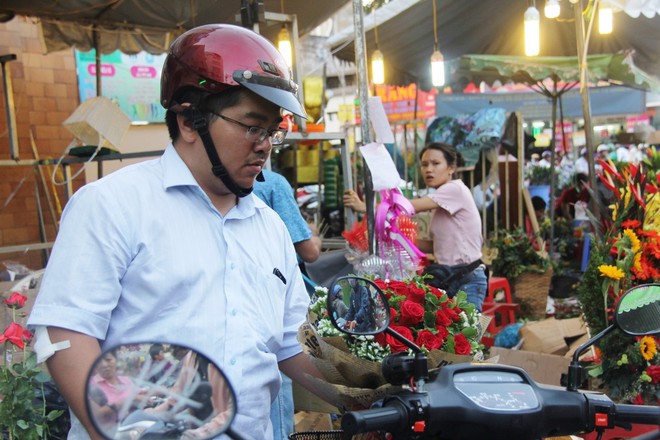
[576,241,609,334]
[488,228,551,281]
[525,166,558,186]
[0,352,64,440]
[1,291,66,440]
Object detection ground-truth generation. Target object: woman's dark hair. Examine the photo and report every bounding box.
[165,86,247,141]
[419,142,463,167]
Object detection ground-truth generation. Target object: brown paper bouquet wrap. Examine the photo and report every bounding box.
[300,277,491,411]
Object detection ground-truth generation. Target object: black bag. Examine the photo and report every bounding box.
[422,260,482,297]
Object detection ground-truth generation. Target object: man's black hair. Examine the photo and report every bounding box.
[531,196,547,211]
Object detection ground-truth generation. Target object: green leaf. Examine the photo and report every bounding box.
[462,327,477,338]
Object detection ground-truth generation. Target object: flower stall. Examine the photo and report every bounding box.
[576,147,660,406]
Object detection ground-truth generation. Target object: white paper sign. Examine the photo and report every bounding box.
[367,96,394,144]
[359,142,400,191]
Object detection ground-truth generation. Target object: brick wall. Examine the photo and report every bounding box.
[0,17,83,271]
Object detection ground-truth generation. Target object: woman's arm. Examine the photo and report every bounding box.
[410,196,438,213]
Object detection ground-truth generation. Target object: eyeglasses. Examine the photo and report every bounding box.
[212,113,287,145]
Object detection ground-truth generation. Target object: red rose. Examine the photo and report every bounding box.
[407,285,426,304]
[435,309,452,327]
[373,279,387,290]
[632,393,645,405]
[454,333,471,355]
[416,329,442,350]
[399,300,425,327]
[389,307,398,321]
[375,325,414,353]
[443,305,461,322]
[0,322,32,349]
[4,292,28,309]
[428,286,445,299]
[387,280,411,297]
[647,365,660,384]
[435,325,449,343]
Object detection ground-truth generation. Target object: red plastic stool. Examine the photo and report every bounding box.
[483,277,518,336]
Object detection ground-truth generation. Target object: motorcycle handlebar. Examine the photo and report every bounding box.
[342,403,409,437]
[614,404,660,426]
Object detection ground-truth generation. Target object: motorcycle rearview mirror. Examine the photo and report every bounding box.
[327,276,429,386]
[327,276,391,336]
[567,283,660,392]
[613,283,660,336]
[85,342,238,440]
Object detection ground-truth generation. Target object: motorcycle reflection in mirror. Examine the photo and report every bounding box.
[327,276,390,335]
[614,283,660,336]
[85,343,236,440]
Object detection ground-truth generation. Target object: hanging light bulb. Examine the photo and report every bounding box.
[431,48,445,87]
[524,5,540,56]
[429,0,444,87]
[544,0,560,18]
[278,26,293,67]
[372,49,385,85]
[371,6,384,85]
[599,6,613,34]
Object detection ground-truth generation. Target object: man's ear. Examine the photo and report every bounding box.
[177,109,199,144]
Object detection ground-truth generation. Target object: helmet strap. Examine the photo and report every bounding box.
[183,107,262,198]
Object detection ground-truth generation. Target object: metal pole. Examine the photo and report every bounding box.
[93,29,102,96]
[573,1,597,191]
[352,0,375,254]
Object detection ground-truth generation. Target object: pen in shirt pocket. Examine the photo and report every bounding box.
[273,268,286,285]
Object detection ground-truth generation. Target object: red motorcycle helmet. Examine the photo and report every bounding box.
[160,24,306,118]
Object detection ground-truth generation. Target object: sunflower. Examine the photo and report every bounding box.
[598,264,625,280]
[639,336,657,361]
[623,229,641,254]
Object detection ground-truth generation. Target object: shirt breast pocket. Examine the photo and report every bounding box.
[242,266,287,353]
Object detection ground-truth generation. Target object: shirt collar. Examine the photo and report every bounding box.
[161,143,198,190]
[160,143,267,219]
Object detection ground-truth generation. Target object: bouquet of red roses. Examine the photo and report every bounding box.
[299,276,488,410]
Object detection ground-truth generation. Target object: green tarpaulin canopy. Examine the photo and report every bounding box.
[448,51,660,93]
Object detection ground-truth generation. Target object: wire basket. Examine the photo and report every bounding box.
[289,430,344,440]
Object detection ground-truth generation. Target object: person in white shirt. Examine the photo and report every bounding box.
[575,147,590,175]
[28,24,330,440]
[538,151,552,168]
[616,144,631,162]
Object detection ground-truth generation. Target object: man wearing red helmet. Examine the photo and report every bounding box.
[28,24,328,439]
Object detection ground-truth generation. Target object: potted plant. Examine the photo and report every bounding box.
[488,228,553,319]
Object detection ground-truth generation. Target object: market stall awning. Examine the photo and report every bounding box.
[447,52,660,93]
[0,0,349,54]
[327,0,660,90]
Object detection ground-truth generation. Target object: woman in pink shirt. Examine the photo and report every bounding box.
[343,143,486,310]
[411,142,487,311]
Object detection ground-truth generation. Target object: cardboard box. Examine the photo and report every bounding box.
[490,317,591,386]
[293,411,334,433]
[489,347,571,386]
[520,317,588,356]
